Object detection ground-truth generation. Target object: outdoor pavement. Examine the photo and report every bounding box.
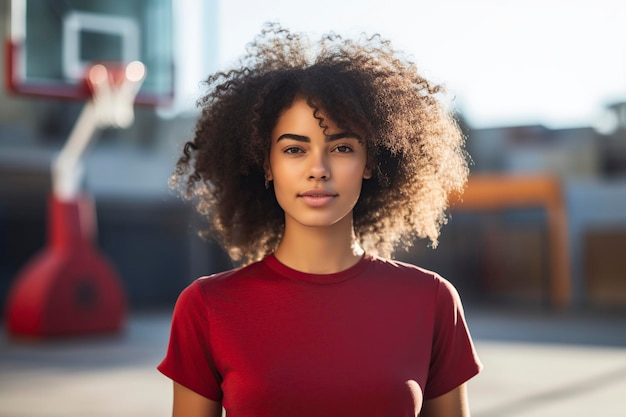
[1,305,625,417]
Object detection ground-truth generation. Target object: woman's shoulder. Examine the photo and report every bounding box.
[367,256,467,312]
[191,257,270,291]
[366,255,441,280]
[366,255,458,293]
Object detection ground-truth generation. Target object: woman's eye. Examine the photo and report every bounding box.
[333,145,353,153]
[284,147,303,154]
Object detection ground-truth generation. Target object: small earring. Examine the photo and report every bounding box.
[264,179,270,189]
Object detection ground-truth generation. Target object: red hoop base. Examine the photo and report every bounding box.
[5,195,127,339]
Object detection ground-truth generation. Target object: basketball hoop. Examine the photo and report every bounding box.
[52,61,147,201]
[5,0,175,339]
[6,61,146,338]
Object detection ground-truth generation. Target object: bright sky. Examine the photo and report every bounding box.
[210,0,626,130]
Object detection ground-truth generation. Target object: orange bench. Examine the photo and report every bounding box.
[450,174,571,309]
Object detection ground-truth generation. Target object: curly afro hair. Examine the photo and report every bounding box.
[172,22,469,264]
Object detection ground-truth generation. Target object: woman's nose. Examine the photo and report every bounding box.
[308,152,330,180]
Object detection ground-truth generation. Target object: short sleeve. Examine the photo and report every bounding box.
[424,277,482,399]
[157,280,223,401]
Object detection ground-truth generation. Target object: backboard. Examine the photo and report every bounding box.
[6,0,174,105]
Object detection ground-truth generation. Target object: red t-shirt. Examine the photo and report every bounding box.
[158,254,481,416]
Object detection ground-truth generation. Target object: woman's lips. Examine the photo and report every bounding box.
[298,190,338,207]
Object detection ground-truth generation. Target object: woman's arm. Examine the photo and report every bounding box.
[420,384,470,417]
[173,382,223,417]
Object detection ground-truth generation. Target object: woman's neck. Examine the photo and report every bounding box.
[274,216,364,274]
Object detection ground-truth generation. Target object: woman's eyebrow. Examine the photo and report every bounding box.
[276,133,309,142]
[326,132,362,141]
[276,132,362,142]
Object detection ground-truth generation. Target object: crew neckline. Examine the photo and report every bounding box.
[263,253,371,284]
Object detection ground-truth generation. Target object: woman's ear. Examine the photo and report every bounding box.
[363,165,372,180]
[264,160,273,181]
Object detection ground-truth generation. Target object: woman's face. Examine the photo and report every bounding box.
[267,98,371,231]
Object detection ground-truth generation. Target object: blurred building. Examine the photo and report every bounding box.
[410,112,626,310]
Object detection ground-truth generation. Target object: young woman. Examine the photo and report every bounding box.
[159,23,482,417]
